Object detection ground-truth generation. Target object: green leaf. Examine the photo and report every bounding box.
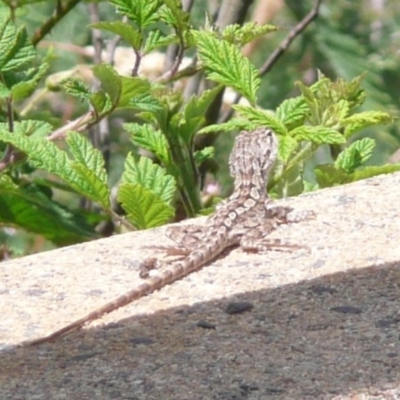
[343,111,392,138]
[194,146,214,164]
[109,0,163,28]
[277,135,299,163]
[315,164,349,188]
[90,21,142,50]
[90,91,110,114]
[70,163,111,209]
[193,30,260,104]
[143,30,177,54]
[232,105,288,134]
[118,183,174,229]
[61,77,91,101]
[119,76,151,108]
[10,63,49,101]
[177,86,222,144]
[275,96,308,127]
[0,17,36,72]
[199,118,257,134]
[351,164,400,181]
[0,129,72,176]
[335,138,375,173]
[316,162,400,188]
[222,22,277,46]
[161,0,191,32]
[66,132,110,208]
[0,175,98,245]
[92,63,122,106]
[18,120,53,138]
[131,93,164,112]
[290,126,346,144]
[0,120,53,138]
[67,132,106,178]
[121,154,176,203]
[125,123,170,165]
[0,130,111,209]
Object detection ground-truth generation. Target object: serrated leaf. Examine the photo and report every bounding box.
[199,118,258,134]
[119,76,151,108]
[335,138,375,173]
[17,120,53,138]
[70,163,110,209]
[275,96,308,127]
[110,0,163,28]
[178,86,222,143]
[0,120,53,138]
[0,17,36,72]
[343,111,392,138]
[194,146,214,164]
[296,81,317,104]
[161,0,191,32]
[121,154,175,203]
[290,126,346,144]
[61,77,91,101]
[66,132,110,208]
[222,22,277,46]
[125,123,170,165]
[143,30,177,54]
[90,21,142,49]
[92,63,121,106]
[0,129,110,208]
[232,105,288,134]
[66,132,108,181]
[277,135,299,163]
[118,183,174,229]
[193,31,260,104]
[0,129,71,176]
[10,62,48,101]
[351,164,400,181]
[131,93,163,112]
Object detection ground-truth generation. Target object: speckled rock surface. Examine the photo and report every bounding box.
[1,172,400,400]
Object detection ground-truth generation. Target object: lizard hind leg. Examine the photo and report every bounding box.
[240,237,309,253]
[240,225,310,254]
[139,225,207,279]
[165,224,207,250]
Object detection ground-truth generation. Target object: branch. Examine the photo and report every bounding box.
[219,0,322,123]
[259,0,322,76]
[31,0,82,46]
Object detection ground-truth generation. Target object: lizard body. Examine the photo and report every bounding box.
[25,128,311,346]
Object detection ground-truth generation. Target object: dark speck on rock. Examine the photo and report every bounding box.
[68,352,99,363]
[330,305,362,314]
[225,301,253,315]
[265,387,285,395]
[197,320,216,329]
[375,316,400,328]
[310,285,337,295]
[129,336,155,346]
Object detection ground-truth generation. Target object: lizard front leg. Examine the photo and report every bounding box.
[265,201,315,224]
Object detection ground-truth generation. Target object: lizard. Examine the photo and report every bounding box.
[24,127,312,346]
